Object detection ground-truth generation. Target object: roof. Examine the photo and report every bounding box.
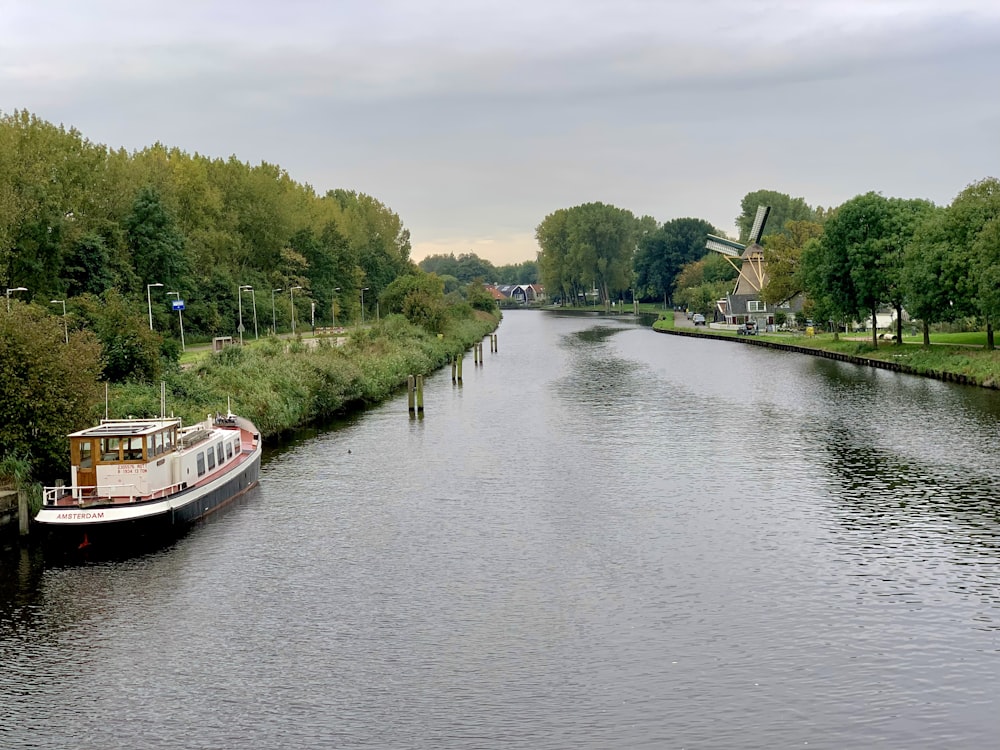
[69,418,181,439]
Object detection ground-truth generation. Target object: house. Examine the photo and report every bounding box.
[488,284,545,305]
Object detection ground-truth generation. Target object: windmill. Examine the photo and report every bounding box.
[705,205,771,294]
[703,205,772,329]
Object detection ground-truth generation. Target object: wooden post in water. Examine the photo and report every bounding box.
[451,357,457,382]
[407,374,416,415]
[416,375,424,414]
[18,488,29,537]
[457,354,463,382]
[474,342,479,365]
[494,334,498,352]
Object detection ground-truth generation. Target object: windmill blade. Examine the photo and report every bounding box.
[749,205,771,244]
[706,235,744,257]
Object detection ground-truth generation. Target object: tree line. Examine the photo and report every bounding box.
[418,252,538,287]
[536,182,1000,350]
[0,110,413,350]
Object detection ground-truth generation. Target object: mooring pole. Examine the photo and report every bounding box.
[18,488,29,537]
[451,357,457,382]
[407,375,415,415]
[416,375,424,414]
[457,354,463,382]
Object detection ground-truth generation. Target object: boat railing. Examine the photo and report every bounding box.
[42,481,189,507]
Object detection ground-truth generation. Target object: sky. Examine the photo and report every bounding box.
[2,1,999,265]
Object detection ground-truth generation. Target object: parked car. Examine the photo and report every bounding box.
[692,313,706,326]
[737,321,757,335]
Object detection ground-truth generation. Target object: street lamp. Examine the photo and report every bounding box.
[332,287,341,328]
[360,287,370,325]
[238,284,252,345]
[5,286,27,312]
[240,285,258,339]
[271,288,282,334]
[166,292,185,351]
[50,299,68,343]
[146,283,163,330]
[290,286,302,334]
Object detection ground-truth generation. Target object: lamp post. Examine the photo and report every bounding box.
[271,288,282,334]
[6,286,27,312]
[360,287,369,325]
[238,284,252,345]
[332,287,341,328]
[146,283,163,330]
[290,286,302,334]
[50,299,68,343]
[166,292,185,351]
[241,285,258,339]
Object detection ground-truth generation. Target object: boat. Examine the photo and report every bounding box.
[36,410,261,548]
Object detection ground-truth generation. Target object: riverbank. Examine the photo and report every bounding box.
[653,313,1000,389]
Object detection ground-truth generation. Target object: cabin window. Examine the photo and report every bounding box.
[101,437,120,462]
[164,430,174,452]
[196,453,206,477]
[217,444,225,465]
[207,447,216,471]
[79,441,93,468]
[154,432,164,457]
[125,437,143,461]
[226,442,233,459]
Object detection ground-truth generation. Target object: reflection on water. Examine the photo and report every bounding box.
[2,311,1000,749]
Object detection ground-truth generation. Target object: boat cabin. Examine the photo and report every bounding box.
[68,418,182,499]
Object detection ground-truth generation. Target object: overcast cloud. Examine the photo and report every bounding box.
[2,0,999,264]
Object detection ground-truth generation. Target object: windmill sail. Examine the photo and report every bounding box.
[748,205,771,245]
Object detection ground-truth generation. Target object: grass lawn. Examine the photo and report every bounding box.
[651,313,1000,387]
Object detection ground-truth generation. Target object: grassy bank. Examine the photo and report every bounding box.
[652,316,1000,388]
[110,311,500,439]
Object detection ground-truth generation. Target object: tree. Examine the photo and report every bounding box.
[901,207,960,345]
[0,302,103,480]
[124,185,188,292]
[946,178,1000,349]
[75,290,165,382]
[759,220,824,306]
[537,202,639,305]
[635,217,717,305]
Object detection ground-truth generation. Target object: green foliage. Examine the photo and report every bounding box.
[635,217,718,304]
[463,280,498,312]
[0,302,103,480]
[379,272,446,315]
[419,252,497,283]
[75,289,166,382]
[125,185,189,291]
[402,289,448,333]
[536,202,641,304]
[0,111,418,344]
[760,220,824,305]
[106,309,500,438]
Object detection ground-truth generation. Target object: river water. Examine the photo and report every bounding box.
[2,311,999,749]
